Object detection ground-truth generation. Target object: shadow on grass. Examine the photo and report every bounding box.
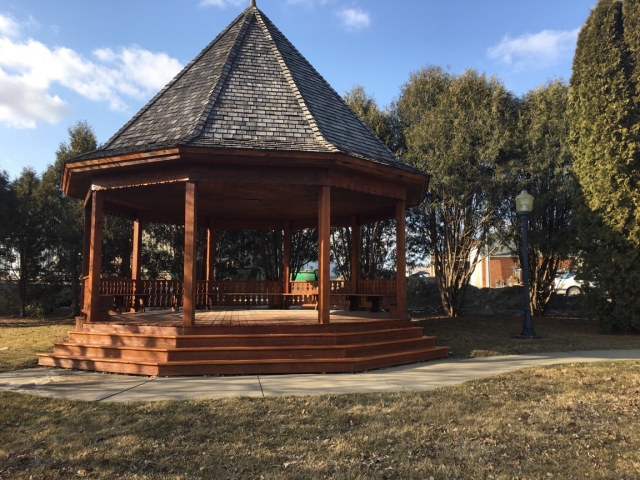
[412,313,640,358]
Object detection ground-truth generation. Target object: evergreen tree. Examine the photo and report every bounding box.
[568,0,640,331]
[40,121,98,316]
[0,171,14,275]
[9,168,48,316]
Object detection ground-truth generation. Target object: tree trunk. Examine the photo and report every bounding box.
[18,246,27,317]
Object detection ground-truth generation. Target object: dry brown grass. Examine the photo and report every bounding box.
[0,315,74,372]
[414,314,640,358]
[0,360,639,479]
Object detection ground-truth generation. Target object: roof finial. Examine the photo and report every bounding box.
[250,0,256,7]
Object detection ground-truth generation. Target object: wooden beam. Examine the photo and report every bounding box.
[206,219,216,285]
[132,220,143,280]
[318,186,331,324]
[329,170,406,200]
[183,182,198,326]
[92,167,190,190]
[87,190,105,323]
[396,200,407,320]
[350,215,360,294]
[81,198,92,314]
[283,220,291,294]
[131,219,143,312]
[189,166,329,187]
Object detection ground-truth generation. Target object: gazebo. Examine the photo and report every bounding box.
[38,1,449,375]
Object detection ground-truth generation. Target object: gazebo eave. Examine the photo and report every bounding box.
[63,146,429,208]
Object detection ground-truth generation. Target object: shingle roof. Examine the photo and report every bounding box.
[77,3,413,172]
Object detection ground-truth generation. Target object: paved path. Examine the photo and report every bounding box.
[1,349,639,402]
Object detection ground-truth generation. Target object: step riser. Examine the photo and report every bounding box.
[69,328,424,348]
[69,333,178,348]
[39,322,449,376]
[354,347,451,372]
[37,355,159,376]
[39,347,450,376]
[81,320,411,336]
[345,338,436,358]
[54,345,170,362]
[54,338,437,362]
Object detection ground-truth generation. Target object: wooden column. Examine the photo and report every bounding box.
[283,220,291,294]
[87,190,104,323]
[282,221,292,310]
[183,182,198,327]
[350,215,360,295]
[396,200,407,320]
[318,186,331,324]
[131,219,143,311]
[206,219,216,285]
[80,198,92,315]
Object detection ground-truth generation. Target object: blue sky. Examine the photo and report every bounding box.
[0,0,594,179]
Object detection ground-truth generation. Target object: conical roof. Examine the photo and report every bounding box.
[80,2,407,170]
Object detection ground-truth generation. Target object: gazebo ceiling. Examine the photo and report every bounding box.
[63,1,429,222]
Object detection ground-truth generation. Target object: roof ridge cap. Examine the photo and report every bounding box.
[183,10,255,142]
[100,9,251,150]
[254,10,339,153]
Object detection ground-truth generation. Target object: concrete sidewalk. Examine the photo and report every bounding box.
[1,349,639,402]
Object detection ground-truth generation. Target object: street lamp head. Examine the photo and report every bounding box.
[515,190,534,213]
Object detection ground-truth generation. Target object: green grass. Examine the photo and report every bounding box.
[414,314,640,358]
[1,361,639,479]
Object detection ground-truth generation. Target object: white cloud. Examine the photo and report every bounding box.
[337,8,371,30]
[0,13,19,37]
[0,69,69,128]
[199,0,246,7]
[0,20,183,128]
[488,28,579,71]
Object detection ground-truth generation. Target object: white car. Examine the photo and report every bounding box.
[554,272,584,296]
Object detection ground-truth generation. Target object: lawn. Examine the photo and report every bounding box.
[414,314,640,358]
[0,315,74,372]
[1,361,639,479]
[1,313,639,478]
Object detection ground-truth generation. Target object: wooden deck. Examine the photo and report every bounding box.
[104,308,392,327]
[38,308,450,377]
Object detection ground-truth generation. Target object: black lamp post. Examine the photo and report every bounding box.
[515,190,538,339]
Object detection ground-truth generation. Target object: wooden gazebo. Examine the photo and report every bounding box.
[38,1,448,375]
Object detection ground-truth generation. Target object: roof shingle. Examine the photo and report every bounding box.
[78,4,415,173]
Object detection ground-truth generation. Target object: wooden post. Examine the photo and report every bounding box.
[87,189,104,323]
[206,219,216,285]
[205,219,216,309]
[131,219,143,311]
[183,182,198,326]
[318,186,331,324]
[350,215,360,295]
[81,199,92,315]
[283,221,291,309]
[396,200,407,320]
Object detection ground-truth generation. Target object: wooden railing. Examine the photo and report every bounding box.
[209,281,283,307]
[97,278,399,310]
[357,279,397,296]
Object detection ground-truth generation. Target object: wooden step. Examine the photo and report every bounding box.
[50,337,438,362]
[38,345,450,376]
[68,327,424,348]
[39,320,449,376]
[81,319,411,336]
